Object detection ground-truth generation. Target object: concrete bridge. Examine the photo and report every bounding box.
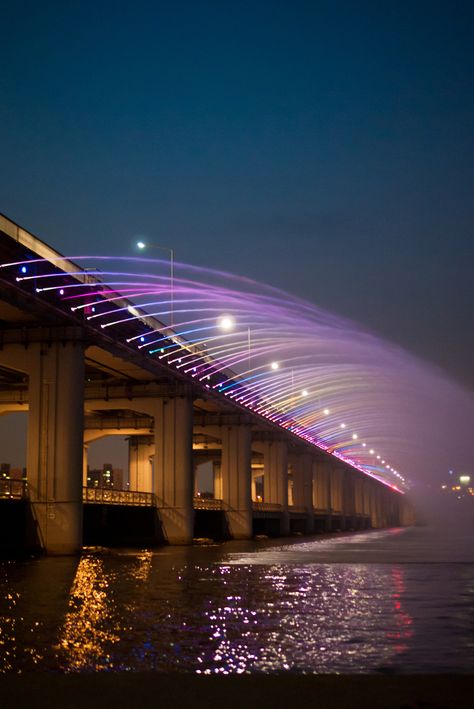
[0,214,412,553]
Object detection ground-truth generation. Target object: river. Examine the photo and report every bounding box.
[1,524,473,674]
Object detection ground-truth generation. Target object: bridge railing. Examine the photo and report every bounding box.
[0,478,28,499]
[252,502,282,512]
[193,496,224,510]
[83,487,155,507]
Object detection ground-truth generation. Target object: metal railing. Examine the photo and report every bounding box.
[0,478,28,499]
[193,496,224,510]
[83,487,155,506]
[252,501,282,512]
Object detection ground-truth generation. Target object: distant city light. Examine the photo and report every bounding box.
[302,389,309,397]
[370,449,374,454]
[340,423,346,429]
[136,241,146,249]
[459,475,471,484]
[323,408,330,415]
[352,433,358,440]
[270,361,279,370]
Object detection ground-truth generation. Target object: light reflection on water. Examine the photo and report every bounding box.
[1,527,473,674]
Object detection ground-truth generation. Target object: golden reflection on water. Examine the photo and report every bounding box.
[57,555,120,671]
[0,572,43,672]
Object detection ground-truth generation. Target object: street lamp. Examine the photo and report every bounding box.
[217,316,252,372]
[136,240,174,327]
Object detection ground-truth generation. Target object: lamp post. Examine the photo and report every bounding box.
[217,315,252,372]
[136,240,174,328]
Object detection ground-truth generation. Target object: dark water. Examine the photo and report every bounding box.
[1,526,473,674]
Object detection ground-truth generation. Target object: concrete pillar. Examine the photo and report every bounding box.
[128,436,153,492]
[153,396,194,544]
[262,439,289,535]
[362,478,372,522]
[313,458,332,531]
[292,453,314,534]
[213,461,222,499]
[27,341,84,554]
[342,468,356,529]
[83,444,89,487]
[354,475,364,514]
[330,465,344,514]
[220,425,252,539]
[369,484,381,527]
[312,458,330,510]
[250,473,259,502]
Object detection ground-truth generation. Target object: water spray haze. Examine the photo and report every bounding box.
[6,253,473,493]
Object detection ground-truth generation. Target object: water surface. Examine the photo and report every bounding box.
[1,526,473,674]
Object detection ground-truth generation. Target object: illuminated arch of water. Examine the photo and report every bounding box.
[8,254,474,493]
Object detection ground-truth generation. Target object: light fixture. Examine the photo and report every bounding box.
[218,315,235,331]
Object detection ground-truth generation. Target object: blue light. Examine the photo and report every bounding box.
[20,266,27,274]
[140,336,145,342]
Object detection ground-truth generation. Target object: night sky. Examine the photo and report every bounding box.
[1,0,473,394]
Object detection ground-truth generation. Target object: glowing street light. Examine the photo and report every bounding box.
[340,423,346,429]
[135,240,174,327]
[270,361,279,370]
[301,389,309,397]
[352,433,358,440]
[218,315,235,331]
[323,408,330,415]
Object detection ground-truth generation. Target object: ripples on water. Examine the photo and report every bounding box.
[1,527,473,674]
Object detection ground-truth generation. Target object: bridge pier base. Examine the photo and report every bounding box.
[221,425,252,539]
[154,396,194,544]
[27,340,84,554]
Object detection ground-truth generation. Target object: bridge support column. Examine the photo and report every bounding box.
[342,468,356,530]
[128,436,153,492]
[312,459,332,531]
[221,425,252,539]
[153,396,194,544]
[262,439,289,536]
[292,453,314,534]
[27,341,84,554]
[329,465,344,529]
[83,444,89,487]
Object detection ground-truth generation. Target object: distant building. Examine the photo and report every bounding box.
[86,463,124,489]
[441,473,473,501]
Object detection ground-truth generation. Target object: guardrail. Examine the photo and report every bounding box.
[252,502,282,512]
[193,496,224,510]
[0,478,28,499]
[83,487,155,506]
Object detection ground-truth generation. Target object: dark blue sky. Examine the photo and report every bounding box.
[1,0,473,388]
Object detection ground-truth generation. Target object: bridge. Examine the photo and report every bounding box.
[0,214,413,554]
